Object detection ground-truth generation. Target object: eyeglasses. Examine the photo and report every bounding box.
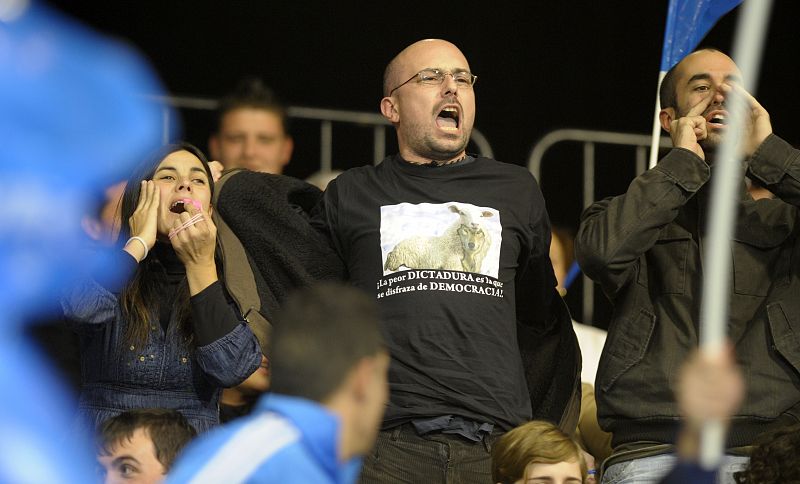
[389,68,478,96]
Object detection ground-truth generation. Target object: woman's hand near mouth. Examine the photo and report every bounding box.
[170,202,218,295]
[125,180,159,262]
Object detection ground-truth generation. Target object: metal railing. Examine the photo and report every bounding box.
[145,95,494,170]
[528,129,673,325]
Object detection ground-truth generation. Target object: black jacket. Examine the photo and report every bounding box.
[576,134,800,448]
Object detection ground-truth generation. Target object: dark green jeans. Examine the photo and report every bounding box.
[358,423,502,484]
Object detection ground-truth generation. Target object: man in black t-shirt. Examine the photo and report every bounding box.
[313,39,580,484]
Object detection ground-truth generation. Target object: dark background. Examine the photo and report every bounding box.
[50,1,800,324]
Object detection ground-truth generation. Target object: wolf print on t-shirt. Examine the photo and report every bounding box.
[380,202,502,278]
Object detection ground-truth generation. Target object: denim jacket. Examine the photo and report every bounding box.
[61,253,262,434]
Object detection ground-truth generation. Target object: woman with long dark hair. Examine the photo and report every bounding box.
[62,143,262,433]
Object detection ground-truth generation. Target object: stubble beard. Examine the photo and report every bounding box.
[405,121,470,162]
[677,105,722,161]
[700,132,722,148]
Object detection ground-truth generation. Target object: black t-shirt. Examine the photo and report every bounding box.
[313,154,557,431]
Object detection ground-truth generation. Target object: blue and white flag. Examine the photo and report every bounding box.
[660,0,743,71]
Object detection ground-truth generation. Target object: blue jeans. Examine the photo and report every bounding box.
[602,454,750,484]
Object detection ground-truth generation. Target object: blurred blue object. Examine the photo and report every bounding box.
[0,1,173,481]
[564,260,581,290]
[0,1,173,318]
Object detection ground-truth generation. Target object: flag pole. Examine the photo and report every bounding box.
[648,72,666,168]
[698,0,773,469]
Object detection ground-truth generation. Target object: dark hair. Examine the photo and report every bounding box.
[492,420,587,484]
[659,47,723,109]
[269,283,385,402]
[216,77,289,134]
[734,423,800,483]
[99,408,197,471]
[119,142,215,346]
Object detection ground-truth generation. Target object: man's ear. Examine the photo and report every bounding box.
[282,136,294,165]
[349,357,375,402]
[659,107,676,133]
[380,97,399,123]
[208,135,221,160]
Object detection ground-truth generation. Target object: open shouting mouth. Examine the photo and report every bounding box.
[706,110,728,129]
[169,198,202,214]
[436,105,461,131]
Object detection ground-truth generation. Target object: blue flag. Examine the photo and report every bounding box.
[0,2,168,482]
[660,0,743,71]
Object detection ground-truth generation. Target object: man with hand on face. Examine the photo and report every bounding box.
[312,39,579,484]
[576,48,800,482]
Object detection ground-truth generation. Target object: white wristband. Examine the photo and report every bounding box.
[125,236,149,261]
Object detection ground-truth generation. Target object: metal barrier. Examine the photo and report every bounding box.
[528,129,673,324]
[145,95,494,170]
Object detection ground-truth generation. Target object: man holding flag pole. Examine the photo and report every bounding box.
[576,4,800,481]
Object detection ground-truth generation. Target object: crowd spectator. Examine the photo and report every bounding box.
[98,408,196,484]
[166,283,389,483]
[576,48,800,481]
[209,78,294,175]
[61,143,262,434]
[733,423,800,483]
[312,38,579,483]
[492,420,589,484]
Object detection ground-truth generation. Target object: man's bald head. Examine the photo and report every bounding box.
[379,39,475,165]
[383,39,467,96]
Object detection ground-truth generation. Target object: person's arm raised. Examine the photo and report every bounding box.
[670,93,713,160]
[170,203,218,296]
[721,83,772,158]
[124,180,159,262]
[576,96,712,296]
[733,84,800,207]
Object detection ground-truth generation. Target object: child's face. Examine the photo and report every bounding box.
[516,460,583,484]
[98,428,166,484]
